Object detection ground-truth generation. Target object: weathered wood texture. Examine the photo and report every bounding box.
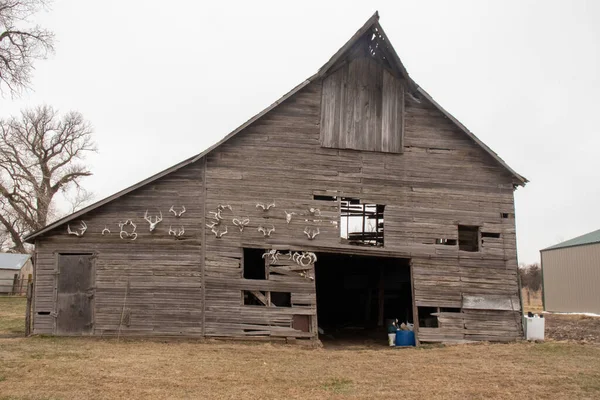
[320,55,404,153]
[33,163,203,336]
[32,71,521,342]
[203,79,520,342]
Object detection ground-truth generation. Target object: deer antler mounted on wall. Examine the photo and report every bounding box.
[211,226,227,238]
[262,249,279,263]
[169,205,186,217]
[232,218,250,232]
[284,211,296,224]
[67,221,87,237]
[256,202,276,211]
[258,225,275,238]
[101,226,110,235]
[144,210,163,231]
[218,204,232,211]
[308,207,321,216]
[303,227,320,240]
[118,220,137,240]
[169,226,185,238]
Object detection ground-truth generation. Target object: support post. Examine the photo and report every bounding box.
[25,282,33,336]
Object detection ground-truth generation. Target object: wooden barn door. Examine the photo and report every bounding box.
[56,254,94,335]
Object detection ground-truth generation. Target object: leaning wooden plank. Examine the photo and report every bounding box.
[462,295,521,311]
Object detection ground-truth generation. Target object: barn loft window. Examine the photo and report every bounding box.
[243,248,266,280]
[320,53,404,153]
[458,225,479,252]
[340,197,384,246]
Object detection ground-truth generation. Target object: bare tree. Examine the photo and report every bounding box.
[0,105,96,252]
[0,0,54,96]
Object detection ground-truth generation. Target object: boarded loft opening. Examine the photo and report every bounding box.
[340,198,384,246]
[243,290,268,306]
[458,225,479,252]
[320,37,405,154]
[315,253,412,344]
[243,248,266,280]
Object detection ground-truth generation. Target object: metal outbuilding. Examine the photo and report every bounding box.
[541,229,600,314]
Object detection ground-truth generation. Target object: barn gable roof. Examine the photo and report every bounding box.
[24,12,527,243]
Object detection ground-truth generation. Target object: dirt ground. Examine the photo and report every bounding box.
[1,296,599,399]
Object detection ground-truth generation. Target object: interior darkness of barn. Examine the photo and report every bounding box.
[315,253,412,342]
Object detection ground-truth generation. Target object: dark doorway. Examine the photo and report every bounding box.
[315,253,412,344]
[56,254,94,335]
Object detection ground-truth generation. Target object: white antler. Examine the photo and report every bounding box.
[232,218,250,232]
[211,226,227,238]
[170,205,186,217]
[284,211,296,224]
[258,225,275,237]
[309,207,321,216]
[206,221,219,229]
[256,202,275,211]
[266,202,276,210]
[304,227,320,240]
[168,225,184,237]
[102,226,110,235]
[118,220,137,240]
[144,210,163,231]
[218,204,232,211]
[67,221,87,237]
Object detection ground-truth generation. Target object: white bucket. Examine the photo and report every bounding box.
[388,333,396,346]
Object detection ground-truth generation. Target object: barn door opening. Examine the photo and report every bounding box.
[56,254,94,335]
[315,253,412,345]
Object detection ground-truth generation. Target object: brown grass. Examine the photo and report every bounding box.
[522,288,544,314]
[0,337,599,399]
[0,296,26,337]
[1,297,599,399]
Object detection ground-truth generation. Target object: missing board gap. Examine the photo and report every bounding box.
[482,232,501,239]
[37,311,51,316]
[340,197,385,247]
[314,194,338,201]
[435,238,457,246]
[440,307,462,313]
[500,212,514,219]
[418,307,439,328]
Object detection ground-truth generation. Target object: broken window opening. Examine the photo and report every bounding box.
[243,290,268,306]
[481,232,501,239]
[458,225,479,252]
[270,292,292,307]
[340,198,384,247]
[500,212,514,219]
[243,248,266,280]
[418,307,439,328]
[435,238,457,246]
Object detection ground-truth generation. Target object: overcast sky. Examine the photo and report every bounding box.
[1,0,599,264]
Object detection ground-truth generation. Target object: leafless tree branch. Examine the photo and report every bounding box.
[0,105,96,251]
[0,0,54,96]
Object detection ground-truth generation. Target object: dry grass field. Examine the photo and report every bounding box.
[1,296,600,399]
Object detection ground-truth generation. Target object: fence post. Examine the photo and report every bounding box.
[12,274,19,295]
[25,282,33,336]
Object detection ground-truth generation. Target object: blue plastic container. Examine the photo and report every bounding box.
[395,330,416,347]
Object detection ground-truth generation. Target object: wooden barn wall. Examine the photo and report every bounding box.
[203,79,521,342]
[33,162,203,336]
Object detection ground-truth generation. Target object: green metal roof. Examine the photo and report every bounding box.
[541,228,600,251]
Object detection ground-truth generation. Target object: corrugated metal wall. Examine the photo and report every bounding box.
[542,243,600,314]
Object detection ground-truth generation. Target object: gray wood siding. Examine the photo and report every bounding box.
[204,80,520,342]
[320,57,404,153]
[32,78,521,342]
[33,162,203,336]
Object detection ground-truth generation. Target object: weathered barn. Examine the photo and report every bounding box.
[541,229,600,315]
[24,13,527,344]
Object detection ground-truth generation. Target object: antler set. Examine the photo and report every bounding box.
[258,225,275,238]
[144,210,163,231]
[256,202,276,211]
[118,220,137,240]
[67,221,87,237]
[303,227,320,240]
[207,204,230,238]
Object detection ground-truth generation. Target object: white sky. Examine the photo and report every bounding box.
[1,0,599,265]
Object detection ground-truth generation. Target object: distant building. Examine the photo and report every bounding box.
[0,253,32,294]
[541,229,600,314]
